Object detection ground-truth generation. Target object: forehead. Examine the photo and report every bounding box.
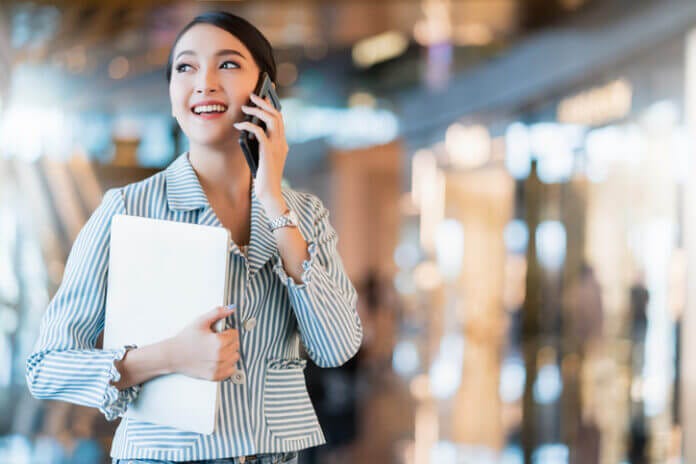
[173,23,252,60]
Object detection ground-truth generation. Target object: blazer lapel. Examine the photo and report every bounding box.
[164,151,280,276]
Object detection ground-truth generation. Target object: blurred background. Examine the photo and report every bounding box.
[0,0,694,462]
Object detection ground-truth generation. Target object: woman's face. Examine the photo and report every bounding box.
[169,23,261,148]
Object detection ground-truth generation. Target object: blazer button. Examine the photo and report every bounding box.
[232,371,246,384]
[243,317,257,331]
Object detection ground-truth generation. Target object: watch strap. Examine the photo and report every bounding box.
[267,208,297,231]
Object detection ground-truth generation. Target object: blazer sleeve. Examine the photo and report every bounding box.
[272,194,363,367]
[25,188,142,421]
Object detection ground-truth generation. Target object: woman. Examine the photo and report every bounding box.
[25,11,363,464]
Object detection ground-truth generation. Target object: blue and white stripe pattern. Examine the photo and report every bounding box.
[26,151,363,461]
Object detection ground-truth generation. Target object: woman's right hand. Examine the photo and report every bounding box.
[166,306,240,381]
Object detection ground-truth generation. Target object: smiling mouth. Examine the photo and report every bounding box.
[191,104,229,115]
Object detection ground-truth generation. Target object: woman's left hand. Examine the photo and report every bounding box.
[233,90,288,203]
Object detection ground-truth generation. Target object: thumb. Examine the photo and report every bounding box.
[200,305,235,330]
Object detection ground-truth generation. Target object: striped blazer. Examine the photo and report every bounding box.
[25,151,363,461]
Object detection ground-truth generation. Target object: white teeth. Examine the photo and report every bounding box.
[193,104,227,114]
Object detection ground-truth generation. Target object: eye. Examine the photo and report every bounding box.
[221,61,240,69]
[175,63,192,73]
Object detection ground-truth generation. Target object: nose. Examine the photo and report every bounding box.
[195,86,216,94]
[195,67,220,94]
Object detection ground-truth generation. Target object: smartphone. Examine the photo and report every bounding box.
[239,71,282,178]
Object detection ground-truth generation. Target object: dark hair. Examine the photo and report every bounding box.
[165,11,277,84]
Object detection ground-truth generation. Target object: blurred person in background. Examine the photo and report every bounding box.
[629,270,649,378]
[628,270,650,464]
[567,262,604,353]
[565,262,604,464]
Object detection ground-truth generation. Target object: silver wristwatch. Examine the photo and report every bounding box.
[267,208,299,231]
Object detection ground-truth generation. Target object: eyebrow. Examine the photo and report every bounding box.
[174,49,247,61]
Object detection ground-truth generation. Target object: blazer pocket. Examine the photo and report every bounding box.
[263,358,321,444]
[125,417,199,451]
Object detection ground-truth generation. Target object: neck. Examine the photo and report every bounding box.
[187,141,252,204]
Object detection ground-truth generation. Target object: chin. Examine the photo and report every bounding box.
[187,128,237,148]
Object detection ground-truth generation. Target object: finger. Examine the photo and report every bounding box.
[240,105,276,132]
[248,93,285,138]
[218,332,237,346]
[223,340,240,353]
[249,92,279,116]
[219,346,239,361]
[227,351,241,363]
[218,353,240,369]
[202,305,234,327]
[216,349,240,366]
[233,121,269,145]
[221,327,238,337]
[224,363,238,377]
[218,361,238,379]
[220,331,239,346]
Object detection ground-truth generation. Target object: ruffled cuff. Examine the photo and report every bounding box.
[99,344,143,422]
[273,241,319,289]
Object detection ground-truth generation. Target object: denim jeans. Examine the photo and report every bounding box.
[112,451,298,464]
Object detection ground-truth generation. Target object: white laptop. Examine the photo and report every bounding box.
[103,214,231,435]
